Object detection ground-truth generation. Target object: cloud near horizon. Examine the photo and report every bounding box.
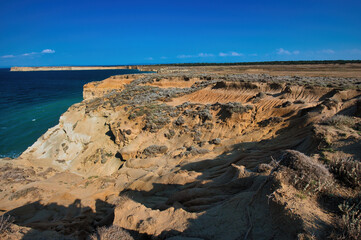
[1,49,55,59]
[177,52,246,59]
[1,55,15,59]
[219,51,244,57]
[177,53,215,58]
[41,49,55,54]
[277,48,300,55]
[318,49,335,54]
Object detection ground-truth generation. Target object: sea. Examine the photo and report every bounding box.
[0,68,147,158]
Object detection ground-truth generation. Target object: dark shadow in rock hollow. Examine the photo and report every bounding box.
[4,199,123,240]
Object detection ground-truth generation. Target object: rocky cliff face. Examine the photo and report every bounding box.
[1,72,361,239]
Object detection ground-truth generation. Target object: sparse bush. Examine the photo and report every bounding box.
[330,197,361,240]
[329,155,361,188]
[90,225,134,240]
[216,102,253,120]
[258,117,283,127]
[143,145,168,157]
[256,92,266,98]
[0,215,13,234]
[269,82,283,90]
[242,82,258,89]
[276,150,332,193]
[294,100,305,104]
[356,99,361,117]
[198,109,213,122]
[323,115,357,128]
[192,130,202,142]
[209,138,221,145]
[322,98,339,110]
[282,101,292,107]
[183,146,210,156]
[9,187,39,200]
[256,163,273,173]
[174,116,185,126]
[212,81,227,89]
[283,86,292,93]
[164,129,175,139]
[0,164,36,183]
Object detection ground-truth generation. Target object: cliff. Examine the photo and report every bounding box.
[1,70,361,239]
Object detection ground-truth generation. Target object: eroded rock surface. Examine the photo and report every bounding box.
[1,72,361,240]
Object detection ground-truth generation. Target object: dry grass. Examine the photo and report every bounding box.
[89,226,134,240]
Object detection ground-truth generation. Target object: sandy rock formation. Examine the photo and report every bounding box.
[1,71,361,239]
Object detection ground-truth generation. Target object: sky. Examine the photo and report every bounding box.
[0,0,361,67]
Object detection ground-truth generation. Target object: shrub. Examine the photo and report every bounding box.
[242,82,258,89]
[174,116,185,125]
[212,81,227,89]
[329,155,361,188]
[269,82,283,90]
[294,100,305,104]
[0,215,13,234]
[356,99,361,117]
[276,150,332,193]
[258,117,283,127]
[9,187,39,200]
[323,115,357,128]
[210,138,221,145]
[322,98,339,110]
[143,145,168,157]
[90,225,134,240]
[330,197,361,240]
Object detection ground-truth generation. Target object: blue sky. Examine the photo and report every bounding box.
[0,0,360,67]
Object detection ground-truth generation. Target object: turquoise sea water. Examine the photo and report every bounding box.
[0,68,146,158]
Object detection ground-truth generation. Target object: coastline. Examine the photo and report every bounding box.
[1,66,361,239]
[0,68,148,158]
[10,62,361,78]
[10,66,137,71]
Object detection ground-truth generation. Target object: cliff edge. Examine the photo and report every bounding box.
[1,71,361,239]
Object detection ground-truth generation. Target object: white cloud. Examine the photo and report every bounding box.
[41,49,55,54]
[319,49,335,54]
[177,54,193,59]
[22,52,37,56]
[1,55,15,58]
[177,53,214,58]
[219,51,244,57]
[277,48,291,55]
[145,57,154,60]
[231,51,243,56]
[277,48,300,55]
[198,53,214,57]
[1,49,56,59]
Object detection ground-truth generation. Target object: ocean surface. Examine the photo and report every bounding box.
[0,68,146,158]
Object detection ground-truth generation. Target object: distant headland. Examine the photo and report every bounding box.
[10,66,139,71]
